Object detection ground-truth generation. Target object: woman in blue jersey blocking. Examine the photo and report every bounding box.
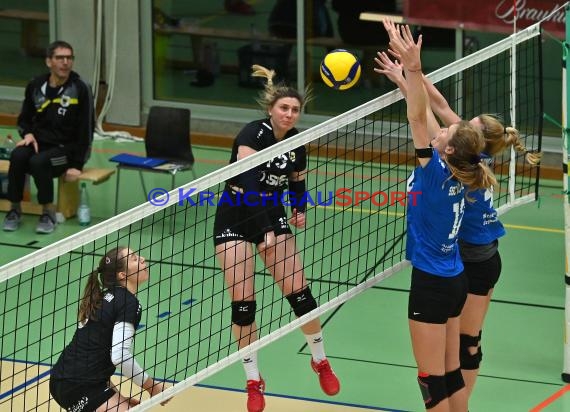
[375,47,541,400]
[382,21,496,411]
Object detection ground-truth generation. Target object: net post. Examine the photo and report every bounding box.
[562,2,570,384]
[508,6,518,205]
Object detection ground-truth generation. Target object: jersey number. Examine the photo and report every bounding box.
[449,198,465,239]
[484,188,493,208]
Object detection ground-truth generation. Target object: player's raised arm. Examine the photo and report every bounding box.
[384,22,431,166]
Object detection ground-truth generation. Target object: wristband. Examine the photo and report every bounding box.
[415,147,433,158]
[288,180,307,213]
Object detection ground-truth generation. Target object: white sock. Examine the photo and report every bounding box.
[305,332,326,362]
[242,352,260,381]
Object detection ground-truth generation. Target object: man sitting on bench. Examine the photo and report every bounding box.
[3,40,94,234]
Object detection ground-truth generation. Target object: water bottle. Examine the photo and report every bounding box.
[0,134,15,160]
[78,182,91,226]
[6,134,15,151]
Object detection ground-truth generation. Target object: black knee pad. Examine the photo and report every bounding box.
[286,287,317,317]
[231,301,256,326]
[445,368,465,397]
[417,373,447,409]
[460,333,482,370]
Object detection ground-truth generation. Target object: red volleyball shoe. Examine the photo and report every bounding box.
[246,377,265,412]
[311,358,340,396]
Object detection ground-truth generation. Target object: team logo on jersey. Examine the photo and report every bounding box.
[60,95,71,107]
[440,242,455,254]
[260,172,288,187]
[267,154,290,170]
[103,292,114,302]
[447,183,464,196]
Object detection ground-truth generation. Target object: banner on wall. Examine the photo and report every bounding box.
[403,0,565,37]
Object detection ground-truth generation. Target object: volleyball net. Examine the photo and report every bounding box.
[0,23,542,410]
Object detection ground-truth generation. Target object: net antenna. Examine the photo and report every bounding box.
[509,0,518,203]
[561,2,570,384]
[0,22,543,411]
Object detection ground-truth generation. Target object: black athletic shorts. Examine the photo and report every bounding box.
[463,251,502,296]
[408,267,468,324]
[213,188,292,246]
[49,378,115,411]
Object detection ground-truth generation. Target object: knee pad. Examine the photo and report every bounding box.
[417,373,447,409]
[460,333,482,370]
[231,301,256,326]
[445,368,465,397]
[286,287,317,317]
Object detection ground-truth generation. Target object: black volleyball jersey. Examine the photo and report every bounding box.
[51,287,142,383]
[227,119,307,192]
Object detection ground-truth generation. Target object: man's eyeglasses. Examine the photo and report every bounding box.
[52,55,75,61]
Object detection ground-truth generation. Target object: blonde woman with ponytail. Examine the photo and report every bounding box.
[383,20,500,412]
[50,247,171,411]
[213,65,339,412]
[376,29,541,405]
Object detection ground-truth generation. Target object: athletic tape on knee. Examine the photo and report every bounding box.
[460,333,482,370]
[417,373,447,409]
[286,287,317,317]
[445,368,465,397]
[231,301,256,326]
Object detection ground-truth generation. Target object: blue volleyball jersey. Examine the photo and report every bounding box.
[459,153,505,245]
[459,186,505,245]
[406,150,465,277]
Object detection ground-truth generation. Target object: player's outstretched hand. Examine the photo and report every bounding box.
[289,209,305,228]
[128,397,141,407]
[382,22,422,72]
[144,378,173,406]
[374,51,404,85]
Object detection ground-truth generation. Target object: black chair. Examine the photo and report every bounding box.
[114,106,197,214]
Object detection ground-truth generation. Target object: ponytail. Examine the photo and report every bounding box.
[503,127,542,165]
[478,115,542,165]
[446,121,497,195]
[78,270,103,322]
[251,64,311,111]
[77,247,128,323]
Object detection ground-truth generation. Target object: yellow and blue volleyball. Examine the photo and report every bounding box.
[320,49,361,91]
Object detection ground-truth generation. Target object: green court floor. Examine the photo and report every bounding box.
[0,130,566,412]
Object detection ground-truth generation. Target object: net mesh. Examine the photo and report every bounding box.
[0,24,542,410]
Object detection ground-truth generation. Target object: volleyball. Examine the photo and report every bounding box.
[320,49,361,91]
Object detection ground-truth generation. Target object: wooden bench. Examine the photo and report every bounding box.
[0,160,114,218]
[0,9,50,57]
